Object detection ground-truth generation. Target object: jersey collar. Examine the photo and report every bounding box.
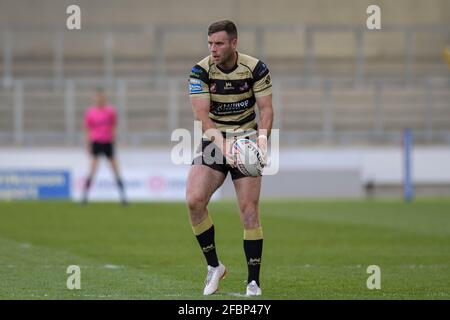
[215,52,239,74]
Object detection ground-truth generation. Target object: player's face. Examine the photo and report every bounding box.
[208,31,237,65]
[94,92,106,107]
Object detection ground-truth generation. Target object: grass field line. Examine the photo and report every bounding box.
[1,201,449,299]
[0,236,125,270]
[6,292,256,299]
[274,263,450,269]
[0,264,125,269]
[0,234,329,299]
[2,263,449,270]
[0,236,182,297]
[0,235,257,299]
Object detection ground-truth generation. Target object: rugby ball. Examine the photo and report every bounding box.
[232,138,264,177]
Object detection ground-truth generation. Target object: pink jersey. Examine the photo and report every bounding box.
[84,105,117,143]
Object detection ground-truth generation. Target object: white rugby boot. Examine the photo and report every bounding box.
[246,280,262,296]
[203,261,227,295]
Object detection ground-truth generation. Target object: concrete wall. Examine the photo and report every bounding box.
[1,146,450,199]
[221,169,363,198]
[1,0,449,27]
[1,0,449,60]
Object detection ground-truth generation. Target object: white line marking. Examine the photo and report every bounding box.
[103,264,123,269]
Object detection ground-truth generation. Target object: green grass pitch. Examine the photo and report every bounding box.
[0,199,449,299]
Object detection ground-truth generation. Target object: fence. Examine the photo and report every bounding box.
[0,76,449,146]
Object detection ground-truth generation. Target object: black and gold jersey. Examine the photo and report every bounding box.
[189,52,272,134]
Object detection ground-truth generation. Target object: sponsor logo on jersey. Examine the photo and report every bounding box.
[224,82,234,90]
[239,82,249,92]
[214,99,250,114]
[210,82,217,93]
[189,80,203,93]
[190,66,202,78]
[258,63,268,77]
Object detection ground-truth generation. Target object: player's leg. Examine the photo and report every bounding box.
[82,144,99,204]
[233,175,263,295]
[105,143,127,205]
[186,165,226,263]
[108,158,127,205]
[186,164,227,294]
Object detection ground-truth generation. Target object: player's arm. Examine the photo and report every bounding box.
[255,94,273,162]
[252,61,274,157]
[190,96,228,158]
[83,113,91,153]
[256,94,273,140]
[189,64,232,162]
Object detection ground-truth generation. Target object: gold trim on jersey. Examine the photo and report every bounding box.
[209,106,254,123]
[209,68,252,80]
[210,91,254,103]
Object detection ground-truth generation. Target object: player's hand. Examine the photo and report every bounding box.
[222,139,236,168]
[256,135,268,167]
[224,152,236,167]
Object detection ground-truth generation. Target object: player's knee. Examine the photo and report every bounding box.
[240,203,259,228]
[186,192,208,213]
[241,201,258,215]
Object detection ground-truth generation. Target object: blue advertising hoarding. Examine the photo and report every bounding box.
[0,170,71,200]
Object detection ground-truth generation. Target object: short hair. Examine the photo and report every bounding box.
[208,20,238,39]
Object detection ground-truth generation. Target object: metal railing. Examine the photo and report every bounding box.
[1,24,449,146]
[0,76,449,146]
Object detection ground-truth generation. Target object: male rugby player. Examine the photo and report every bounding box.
[82,88,127,206]
[187,20,273,296]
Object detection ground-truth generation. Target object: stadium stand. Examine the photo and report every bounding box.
[0,0,449,146]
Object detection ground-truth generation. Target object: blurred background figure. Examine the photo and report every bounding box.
[82,88,127,205]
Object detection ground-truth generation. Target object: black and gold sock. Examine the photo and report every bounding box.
[243,227,263,286]
[192,215,219,267]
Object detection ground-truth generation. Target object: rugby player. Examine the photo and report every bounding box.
[81,88,127,206]
[187,20,274,296]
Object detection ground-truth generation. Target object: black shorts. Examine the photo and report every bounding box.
[192,140,247,180]
[91,142,114,159]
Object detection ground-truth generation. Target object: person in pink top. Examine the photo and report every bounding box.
[82,88,127,205]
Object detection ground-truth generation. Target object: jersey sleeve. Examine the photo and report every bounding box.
[252,60,272,97]
[189,65,210,98]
